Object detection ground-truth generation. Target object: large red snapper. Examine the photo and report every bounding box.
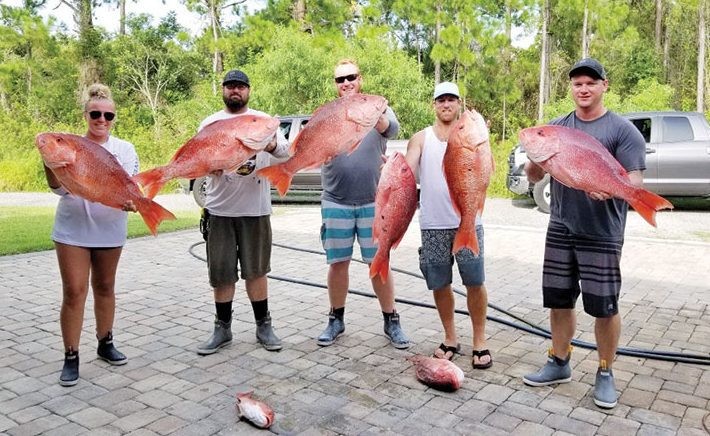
[369,152,418,283]
[518,125,673,226]
[36,133,175,236]
[443,109,494,256]
[257,93,388,196]
[133,114,279,198]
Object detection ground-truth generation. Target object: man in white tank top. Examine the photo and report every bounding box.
[404,82,492,369]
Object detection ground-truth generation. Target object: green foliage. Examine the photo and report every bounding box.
[0,206,199,255]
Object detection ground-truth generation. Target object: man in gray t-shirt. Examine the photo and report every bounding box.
[316,59,410,350]
[522,58,646,410]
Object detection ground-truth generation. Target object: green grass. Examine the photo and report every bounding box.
[0,206,200,256]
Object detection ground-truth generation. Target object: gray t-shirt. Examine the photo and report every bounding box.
[321,106,399,205]
[549,111,646,239]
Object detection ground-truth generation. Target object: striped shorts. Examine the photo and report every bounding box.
[320,200,376,264]
[542,221,623,318]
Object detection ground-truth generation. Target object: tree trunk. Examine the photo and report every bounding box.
[434,3,441,84]
[503,0,512,141]
[698,0,706,112]
[75,0,101,91]
[655,0,662,52]
[537,0,549,122]
[582,0,589,58]
[663,12,670,79]
[210,0,223,96]
[119,0,126,36]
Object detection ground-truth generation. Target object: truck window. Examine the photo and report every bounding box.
[300,119,309,128]
[630,118,651,143]
[662,116,694,142]
[279,121,292,139]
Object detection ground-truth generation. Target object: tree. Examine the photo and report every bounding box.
[697,0,706,112]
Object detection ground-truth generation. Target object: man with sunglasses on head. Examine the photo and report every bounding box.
[195,69,289,356]
[316,59,410,349]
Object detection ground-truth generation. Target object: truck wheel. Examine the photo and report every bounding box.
[532,174,551,213]
[192,176,207,208]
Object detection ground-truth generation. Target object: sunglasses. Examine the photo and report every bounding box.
[88,111,115,121]
[334,74,359,84]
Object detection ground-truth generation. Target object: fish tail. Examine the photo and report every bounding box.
[452,223,480,256]
[368,250,389,283]
[133,168,167,199]
[628,189,674,227]
[257,164,293,197]
[136,199,177,236]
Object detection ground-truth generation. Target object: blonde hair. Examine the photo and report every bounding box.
[334,58,360,75]
[83,83,113,110]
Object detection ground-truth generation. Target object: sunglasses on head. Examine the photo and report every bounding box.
[88,111,115,121]
[334,74,359,84]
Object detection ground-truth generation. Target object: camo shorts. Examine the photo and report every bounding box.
[542,221,623,318]
[419,226,485,291]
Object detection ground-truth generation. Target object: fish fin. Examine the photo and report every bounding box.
[257,164,292,197]
[452,225,480,256]
[390,233,406,251]
[368,250,389,283]
[136,199,176,236]
[133,168,166,199]
[628,189,674,227]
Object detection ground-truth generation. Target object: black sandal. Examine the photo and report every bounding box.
[472,349,493,369]
[433,343,460,361]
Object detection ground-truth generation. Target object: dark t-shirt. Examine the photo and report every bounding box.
[548,111,646,239]
[321,107,399,205]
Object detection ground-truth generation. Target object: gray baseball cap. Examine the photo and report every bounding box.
[569,58,606,80]
[222,69,250,86]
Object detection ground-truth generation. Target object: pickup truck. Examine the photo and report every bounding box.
[506,111,710,212]
[188,114,408,206]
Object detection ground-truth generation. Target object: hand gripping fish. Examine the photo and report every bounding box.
[258,93,388,196]
[518,125,673,226]
[370,152,418,282]
[134,114,279,198]
[36,132,175,236]
[443,109,494,255]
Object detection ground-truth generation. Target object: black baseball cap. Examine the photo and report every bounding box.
[569,58,606,80]
[222,69,250,86]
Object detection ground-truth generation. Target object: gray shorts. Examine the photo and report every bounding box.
[206,214,271,287]
[542,221,622,318]
[419,226,485,291]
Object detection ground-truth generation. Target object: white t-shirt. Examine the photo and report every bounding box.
[418,127,482,230]
[199,109,289,217]
[51,136,139,247]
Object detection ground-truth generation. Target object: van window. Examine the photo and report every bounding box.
[662,117,694,142]
[630,118,651,143]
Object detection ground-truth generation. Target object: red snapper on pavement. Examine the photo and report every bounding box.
[408,355,465,392]
[258,93,388,196]
[35,132,176,236]
[518,125,673,226]
[443,109,494,256]
[369,152,418,282]
[236,391,275,429]
[133,114,279,198]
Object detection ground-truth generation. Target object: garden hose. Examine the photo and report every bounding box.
[188,240,710,365]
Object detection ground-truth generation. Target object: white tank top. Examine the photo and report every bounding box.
[419,127,460,229]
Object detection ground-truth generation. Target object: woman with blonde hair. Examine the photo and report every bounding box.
[43,83,138,386]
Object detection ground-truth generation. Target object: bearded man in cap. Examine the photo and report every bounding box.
[195,69,289,355]
[522,58,647,409]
